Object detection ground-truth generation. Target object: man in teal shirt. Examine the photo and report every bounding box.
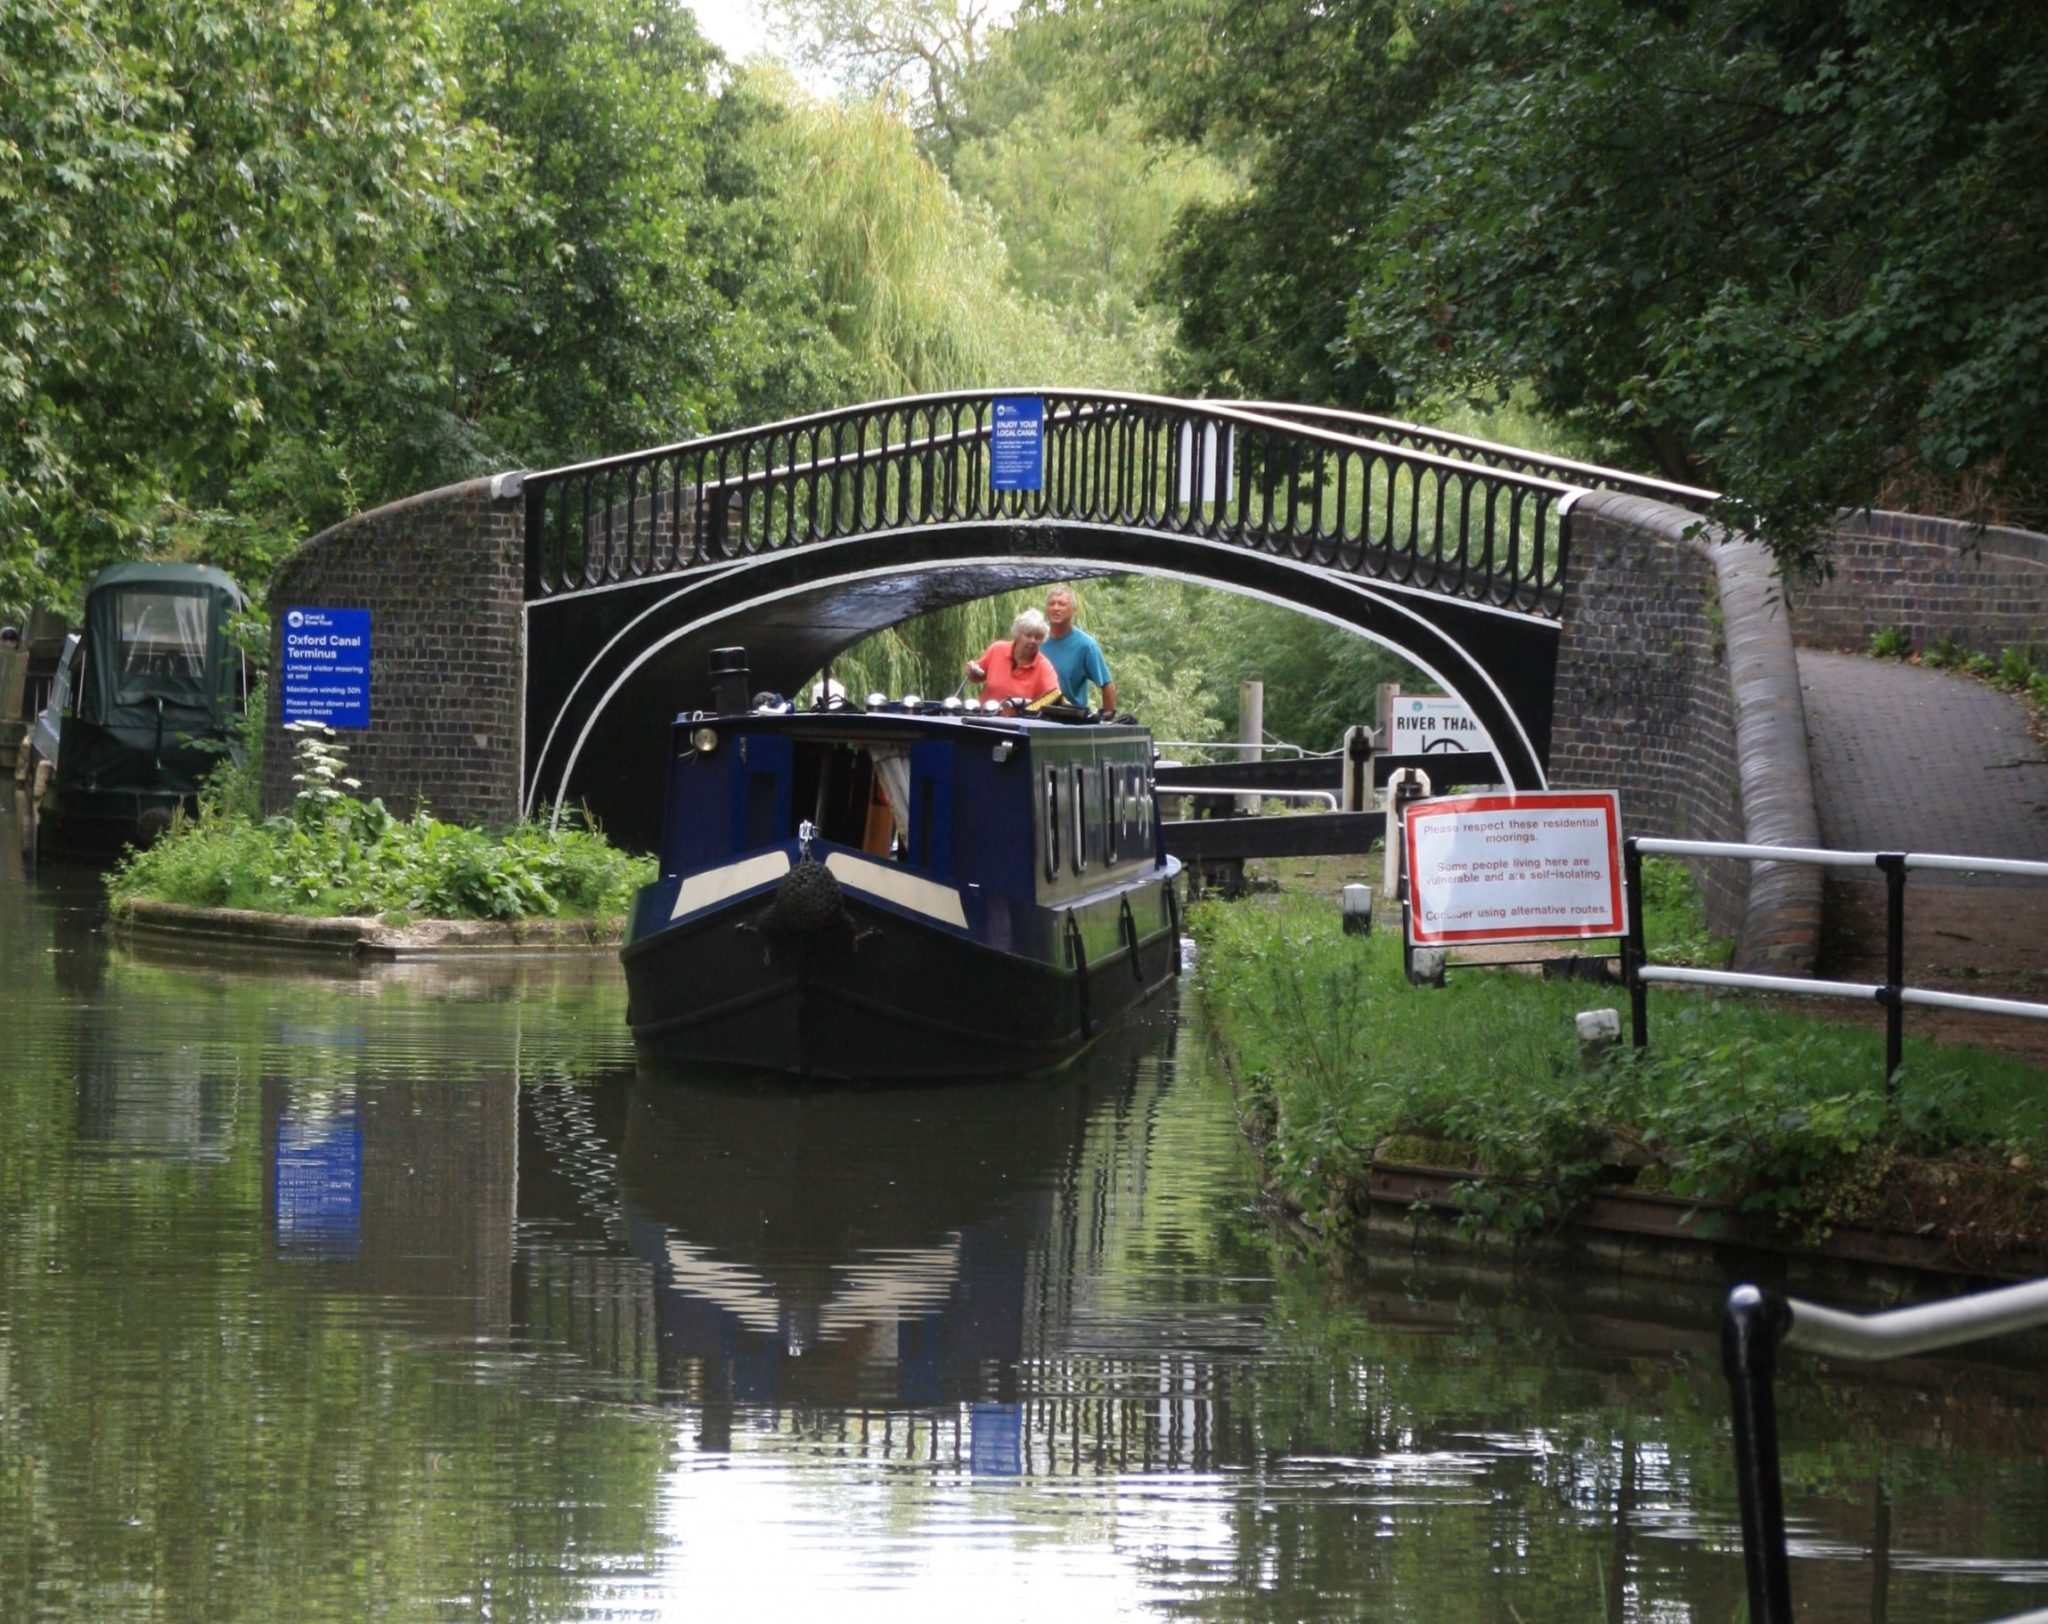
[1041,586,1116,712]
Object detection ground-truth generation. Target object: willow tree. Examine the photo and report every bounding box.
[761,88,1161,696]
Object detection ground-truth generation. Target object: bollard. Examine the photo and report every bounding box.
[1576,1008,1622,1067]
[1408,947,1446,988]
[1341,884,1374,936]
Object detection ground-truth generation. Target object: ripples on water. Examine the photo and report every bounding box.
[2,851,2044,1622]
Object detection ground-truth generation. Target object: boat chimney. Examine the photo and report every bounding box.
[709,647,751,715]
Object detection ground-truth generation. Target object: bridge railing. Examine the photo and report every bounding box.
[523,390,1585,618]
[1226,401,1721,512]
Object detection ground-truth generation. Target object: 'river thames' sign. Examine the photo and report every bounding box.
[280,606,371,728]
[1403,790,1625,946]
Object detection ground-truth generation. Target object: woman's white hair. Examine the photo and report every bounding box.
[1010,608,1050,639]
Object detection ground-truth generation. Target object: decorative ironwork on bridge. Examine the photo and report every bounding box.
[521,390,1683,620]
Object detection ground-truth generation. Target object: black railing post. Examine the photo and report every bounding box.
[524,482,546,598]
[1723,1284,1795,1624]
[1877,852,1906,1095]
[1623,838,1648,1050]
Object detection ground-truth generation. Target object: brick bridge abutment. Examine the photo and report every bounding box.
[263,475,526,829]
[1550,493,1821,972]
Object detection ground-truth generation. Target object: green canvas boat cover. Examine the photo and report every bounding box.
[62,562,248,802]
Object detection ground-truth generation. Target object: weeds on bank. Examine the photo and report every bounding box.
[1877,628,2048,724]
[108,723,652,922]
[1193,890,2048,1243]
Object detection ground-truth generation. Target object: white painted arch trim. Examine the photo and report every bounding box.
[525,523,1555,822]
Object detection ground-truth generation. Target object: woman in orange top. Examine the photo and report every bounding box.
[965,610,1062,704]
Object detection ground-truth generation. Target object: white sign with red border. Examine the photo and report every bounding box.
[1404,790,1626,946]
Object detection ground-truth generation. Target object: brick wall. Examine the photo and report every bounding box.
[263,477,525,826]
[1550,493,1821,971]
[1788,511,2048,655]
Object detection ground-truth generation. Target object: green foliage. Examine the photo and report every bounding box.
[950,92,1231,355]
[110,726,650,921]
[1193,891,2045,1241]
[1921,634,2048,730]
[0,0,866,621]
[1092,0,1480,408]
[1635,856,1732,969]
[0,0,486,614]
[438,0,848,468]
[1923,632,1964,670]
[1346,0,2048,569]
[1096,0,2048,568]
[1867,626,1912,660]
[1086,578,1420,752]
[1992,646,2038,693]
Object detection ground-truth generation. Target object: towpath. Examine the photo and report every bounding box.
[1797,649,2048,1061]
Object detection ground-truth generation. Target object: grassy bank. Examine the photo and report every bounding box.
[1190,880,2048,1261]
[109,725,651,925]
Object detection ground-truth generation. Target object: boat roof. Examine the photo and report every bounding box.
[86,561,247,604]
[676,705,1154,745]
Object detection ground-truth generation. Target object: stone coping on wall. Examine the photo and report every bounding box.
[291,473,508,555]
[1572,492,1824,972]
[109,897,622,958]
[1842,507,2048,565]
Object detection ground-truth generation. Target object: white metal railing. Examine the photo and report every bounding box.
[1624,836,2048,1085]
[1724,1275,2048,1623]
[1159,787,1340,810]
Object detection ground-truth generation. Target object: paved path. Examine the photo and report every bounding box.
[1799,650,2048,875]
[1797,650,2048,1060]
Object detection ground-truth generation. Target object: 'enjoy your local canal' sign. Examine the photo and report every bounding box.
[280,606,371,728]
[1403,790,1625,947]
[989,396,1045,492]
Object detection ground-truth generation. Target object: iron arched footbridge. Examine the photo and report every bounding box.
[519,389,1715,849]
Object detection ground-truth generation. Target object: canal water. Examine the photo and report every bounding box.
[3,851,2044,1622]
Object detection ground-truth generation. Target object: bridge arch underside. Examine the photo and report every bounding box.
[524,522,1562,852]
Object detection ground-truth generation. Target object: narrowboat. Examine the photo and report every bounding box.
[20,562,249,858]
[621,651,1183,1080]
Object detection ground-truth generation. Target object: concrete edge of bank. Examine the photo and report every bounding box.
[1257,1158,2048,1293]
[109,897,622,957]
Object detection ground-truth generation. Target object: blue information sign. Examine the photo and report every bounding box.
[280,606,371,728]
[990,395,1045,493]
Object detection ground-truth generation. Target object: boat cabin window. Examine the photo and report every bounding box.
[114,590,210,704]
[1042,766,1060,880]
[1070,764,1087,875]
[1035,751,1160,891]
[1105,764,1119,864]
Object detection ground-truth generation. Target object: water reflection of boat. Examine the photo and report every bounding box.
[19,562,249,859]
[519,1007,1175,1415]
[621,651,1181,1079]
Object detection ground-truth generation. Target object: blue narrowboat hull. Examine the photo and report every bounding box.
[623,841,1181,1080]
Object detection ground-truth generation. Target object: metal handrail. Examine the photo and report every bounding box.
[1622,836,2048,1086]
[1637,834,2048,879]
[1154,740,1329,759]
[1159,786,1341,809]
[521,388,1587,620]
[1724,1277,2048,1623]
[1221,400,1721,511]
